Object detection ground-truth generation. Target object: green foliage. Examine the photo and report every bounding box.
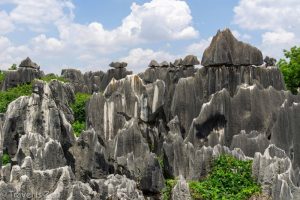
[0,83,32,113]
[8,64,17,70]
[72,121,86,137]
[2,153,11,166]
[188,155,261,200]
[278,46,300,94]
[0,71,5,83]
[71,93,91,136]
[162,179,177,200]
[40,74,68,83]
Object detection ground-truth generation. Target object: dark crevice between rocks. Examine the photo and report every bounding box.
[195,114,227,139]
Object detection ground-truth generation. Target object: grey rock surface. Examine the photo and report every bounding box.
[109,62,128,68]
[252,145,300,200]
[19,57,39,69]
[182,55,200,66]
[201,29,263,67]
[2,67,43,91]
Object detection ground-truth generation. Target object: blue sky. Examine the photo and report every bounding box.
[0,0,299,73]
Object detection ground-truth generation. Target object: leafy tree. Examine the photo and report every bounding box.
[278,46,300,94]
[8,64,17,70]
[70,93,91,136]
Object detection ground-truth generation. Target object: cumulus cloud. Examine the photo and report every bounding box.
[121,48,178,72]
[0,0,199,73]
[234,0,300,58]
[185,38,212,59]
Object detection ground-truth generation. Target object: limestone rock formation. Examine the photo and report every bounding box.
[109,62,128,68]
[148,60,160,68]
[2,58,43,91]
[264,56,277,67]
[182,55,200,66]
[201,29,263,67]
[19,57,40,70]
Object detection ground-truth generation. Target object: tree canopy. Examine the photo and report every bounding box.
[278,46,300,94]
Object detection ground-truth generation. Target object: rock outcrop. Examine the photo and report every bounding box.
[2,58,43,91]
[201,29,263,67]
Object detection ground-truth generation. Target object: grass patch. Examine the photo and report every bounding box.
[0,83,32,113]
[162,179,177,200]
[2,153,11,166]
[189,155,261,200]
[71,93,91,136]
[40,74,68,83]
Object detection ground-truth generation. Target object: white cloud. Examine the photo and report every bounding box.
[185,38,212,59]
[0,11,14,34]
[234,0,300,31]
[262,29,295,44]
[56,0,198,54]
[234,0,300,59]
[0,0,198,73]
[121,48,178,72]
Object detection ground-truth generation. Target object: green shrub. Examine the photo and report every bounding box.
[72,121,86,137]
[189,155,261,200]
[8,64,17,70]
[71,93,91,136]
[2,153,11,166]
[162,179,177,200]
[0,83,32,113]
[40,74,68,83]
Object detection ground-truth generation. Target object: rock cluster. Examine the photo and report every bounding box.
[0,29,299,199]
[1,57,43,91]
[201,29,263,67]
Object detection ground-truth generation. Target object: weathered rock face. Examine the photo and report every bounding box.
[252,145,300,200]
[186,85,300,154]
[2,80,75,170]
[19,57,40,69]
[171,66,285,136]
[62,67,132,93]
[201,29,263,67]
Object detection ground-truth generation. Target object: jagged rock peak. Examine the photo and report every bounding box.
[148,60,160,68]
[201,28,263,67]
[182,55,200,66]
[19,57,40,70]
[109,61,128,68]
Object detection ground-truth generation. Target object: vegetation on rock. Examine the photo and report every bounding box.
[40,74,68,83]
[0,71,5,84]
[188,155,261,200]
[2,153,11,166]
[8,64,17,70]
[278,46,300,94]
[162,179,177,200]
[71,93,91,136]
[0,83,32,113]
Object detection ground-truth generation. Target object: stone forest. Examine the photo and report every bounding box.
[0,29,299,200]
